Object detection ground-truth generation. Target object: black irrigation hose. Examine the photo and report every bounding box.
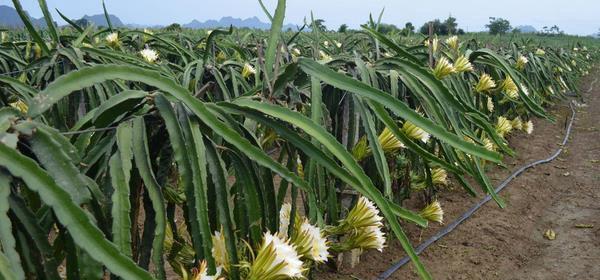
[378,100,580,280]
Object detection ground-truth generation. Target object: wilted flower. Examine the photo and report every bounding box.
[453,55,473,73]
[296,155,305,179]
[535,48,546,56]
[34,44,42,59]
[143,28,153,42]
[424,37,439,53]
[511,117,523,130]
[105,32,119,47]
[340,197,383,230]
[278,203,292,239]
[463,136,475,144]
[419,200,444,224]
[475,74,497,93]
[9,100,28,113]
[432,57,456,79]
[555,66,564,74]
[487,96,494,112]
[500,76,519,99]
[378,127,405,154]
[334,40,342,48]
[523,120,534,135]
[516,55,529,70]
[352,137,370,161]
[558,76,568,91]
[248,232,304,280]
[445,35,459,50]
[291,48,301,62]
[139,48,159,63]
[402,121,430,143]
[216,51,226,62]
[483,137,496,151]
[431,168,448,186]
[242,63,256,79]
[319,50,332,62]
[495,116,513,137]
[291,218,330,263]
[211,230,229,271]
[347,225,386,252]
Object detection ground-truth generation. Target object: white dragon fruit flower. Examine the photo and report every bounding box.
[249,232,304,279]
[403,121,431,143]
[293,219,330,263]
[139,48,159,63]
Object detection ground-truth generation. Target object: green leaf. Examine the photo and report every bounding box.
[205,140,241,280]
[0,251,18,280]
[0,173,25,280]
[297,58,502,163]
[0,142,153,280]
[18,122,92,204]
[37,0,60,45]
[230,98,431,279]
[92,90,148,128]
[361,25,422,65]
[215,102,427,227]
[132,117,166,279]
[27,64,312,202]
[356,99,392,197]
[11,0,50,55]
[8,195,60,278]
[55,9,84,33]
[102,0,113,31]
[264,0,286,80]
[166,99,216,271]
[109,153,132,257]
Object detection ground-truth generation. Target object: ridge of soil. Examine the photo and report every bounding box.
[318,68,600,280]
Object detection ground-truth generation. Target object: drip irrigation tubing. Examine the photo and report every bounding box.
[378,99,581,280]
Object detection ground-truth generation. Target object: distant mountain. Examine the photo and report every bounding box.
[515,25,537,33]
[0,5,45,28]
[1,4,300,31]
[81,14,124,27]
[125,23,164,29]
[183,16,298,30]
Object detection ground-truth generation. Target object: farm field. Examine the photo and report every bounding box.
[318,68,600,279]
[0,0,599,280]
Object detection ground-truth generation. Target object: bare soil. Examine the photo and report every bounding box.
[317,69,600,280]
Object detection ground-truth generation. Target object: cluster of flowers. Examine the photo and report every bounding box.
[352,120,431,162]
[181,196,394,280]
[104,31,159,63]
[181,195,443,280]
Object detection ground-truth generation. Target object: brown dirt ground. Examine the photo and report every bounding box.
[317,68,600,280]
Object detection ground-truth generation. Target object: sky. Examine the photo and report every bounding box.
[1,0,599,35]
